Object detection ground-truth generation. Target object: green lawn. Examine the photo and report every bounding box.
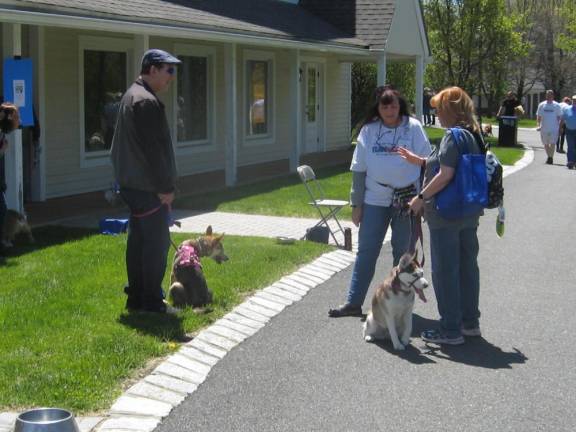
[0,227,332,412]
[483,116,537,128]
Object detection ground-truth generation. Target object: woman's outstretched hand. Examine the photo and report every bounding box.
[397,147,424,166]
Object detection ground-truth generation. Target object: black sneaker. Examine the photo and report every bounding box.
[328,303,362,317]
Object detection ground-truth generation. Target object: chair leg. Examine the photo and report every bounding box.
[312,205,345,248]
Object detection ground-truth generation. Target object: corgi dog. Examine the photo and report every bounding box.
[363,252,428,350]
[168,226,228,308]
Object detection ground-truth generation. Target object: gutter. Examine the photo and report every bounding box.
[0,6,371,56]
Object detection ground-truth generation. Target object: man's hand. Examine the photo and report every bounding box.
[158,191,175,205]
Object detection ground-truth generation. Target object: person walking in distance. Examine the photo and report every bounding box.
[111,49,181,314]
[536,90,562,165]
[561,95,576,170]
[557,96,572,154]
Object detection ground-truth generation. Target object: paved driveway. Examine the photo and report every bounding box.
[155,129,576,432]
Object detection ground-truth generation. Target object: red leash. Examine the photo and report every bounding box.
[130,203,180,251]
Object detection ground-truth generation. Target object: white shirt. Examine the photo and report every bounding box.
[350,116,431,206]
[537,101,562,131]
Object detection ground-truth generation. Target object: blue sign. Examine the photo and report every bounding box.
[3,58,34,126]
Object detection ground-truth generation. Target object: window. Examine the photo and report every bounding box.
[177,56,207,142]
[247,60,269,135]
[174,45,214,150]
[244,50,274,141]
[79,36,131,166]
[83,50,127,154]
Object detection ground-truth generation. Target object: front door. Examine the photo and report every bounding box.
[303,63,322,154]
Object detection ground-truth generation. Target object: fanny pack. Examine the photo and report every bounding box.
[377,182,417,213]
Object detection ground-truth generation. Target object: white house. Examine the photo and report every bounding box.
[0,0,430,215]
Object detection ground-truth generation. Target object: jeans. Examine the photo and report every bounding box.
[120,188,170,311]
[566,129,576,166]
[347,204,411,306]
[429,225,480,338]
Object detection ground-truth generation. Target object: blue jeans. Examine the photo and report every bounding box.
[565,129,576,166]
[429,226,480,338]
[347,204,411,306]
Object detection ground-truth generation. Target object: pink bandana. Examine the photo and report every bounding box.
[177,244,202,270]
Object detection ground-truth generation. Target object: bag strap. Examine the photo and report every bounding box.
[448,127,486,155]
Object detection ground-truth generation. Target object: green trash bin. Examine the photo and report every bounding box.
[498,115,518,147]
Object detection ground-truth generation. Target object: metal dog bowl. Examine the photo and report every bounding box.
[14,408,80,432]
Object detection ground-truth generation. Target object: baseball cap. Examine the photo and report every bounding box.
[141,49,182,69]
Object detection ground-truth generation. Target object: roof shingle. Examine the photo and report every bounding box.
[9,0,369,48]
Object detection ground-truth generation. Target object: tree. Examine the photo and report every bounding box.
[423,0,521,113]
[351,62,377,136]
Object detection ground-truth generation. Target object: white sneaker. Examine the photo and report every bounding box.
[461,327,482,337]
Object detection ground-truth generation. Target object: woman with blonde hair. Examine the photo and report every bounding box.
[398,86,485,345]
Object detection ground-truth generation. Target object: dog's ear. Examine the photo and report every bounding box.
[214,233,225,243]
[413,249,419,264]
[205,225,213,236]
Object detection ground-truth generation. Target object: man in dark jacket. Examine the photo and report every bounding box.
[111,49,181,313]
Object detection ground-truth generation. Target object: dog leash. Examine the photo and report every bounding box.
[131,203,181,252]
[408,214,425,266]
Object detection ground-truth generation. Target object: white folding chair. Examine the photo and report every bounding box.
[297,165,349,247]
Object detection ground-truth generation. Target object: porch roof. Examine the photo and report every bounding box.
[4,0,369,49]
[300,0,396,50]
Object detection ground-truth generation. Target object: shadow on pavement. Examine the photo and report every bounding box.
[421,340,527,369]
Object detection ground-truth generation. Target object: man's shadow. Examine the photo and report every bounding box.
[118,310,190,342]
[365,314,528,369]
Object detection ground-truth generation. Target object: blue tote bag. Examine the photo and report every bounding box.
[435,128,488,219]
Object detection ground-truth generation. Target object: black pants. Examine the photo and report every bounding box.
[120,188,170,311]
[557,124,566,151]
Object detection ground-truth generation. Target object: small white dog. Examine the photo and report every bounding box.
[363,252,428,350]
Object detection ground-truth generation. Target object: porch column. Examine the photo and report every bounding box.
[289,49,301,171]
[133,34,149,77]
[2,23,24,213]
[376,51,387,86]
[30,25,46,201]
[415,55,424,122]
[224,43,237,187]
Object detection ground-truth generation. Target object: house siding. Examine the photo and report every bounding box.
[325,58,351,150]
[40,29,350,199]
[237,46,294,168]
[44,28,116,198]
